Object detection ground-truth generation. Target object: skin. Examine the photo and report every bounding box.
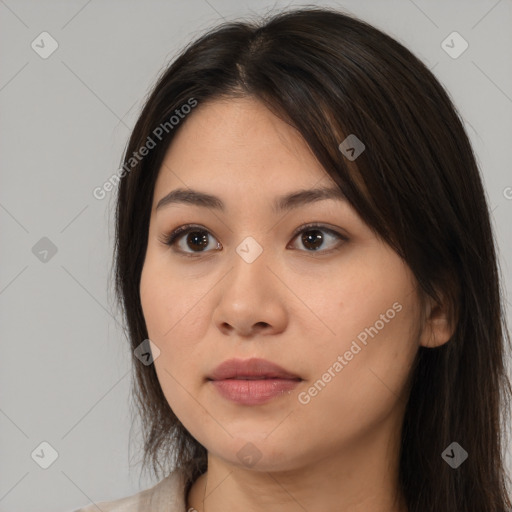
[139,96,453,512]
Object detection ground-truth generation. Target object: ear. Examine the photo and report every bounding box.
[419,292,456,348]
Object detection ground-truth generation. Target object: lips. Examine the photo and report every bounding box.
[207,357,302,381]
[207,358,302,405]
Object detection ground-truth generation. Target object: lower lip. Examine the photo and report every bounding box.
[210,378,301,405]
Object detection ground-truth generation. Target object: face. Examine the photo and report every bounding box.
[140,96,425,472]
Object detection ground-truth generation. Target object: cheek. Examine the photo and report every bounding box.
[140,254,204,342]
[294,304,418,444]
[295,261,383,349]
[298,258,419,407]
[140,255,216,389]
[140,261,212,432]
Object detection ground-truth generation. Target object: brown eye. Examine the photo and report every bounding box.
[300,229,325,251]
[162,225,221,255]
[289,224,347,253]
[184,230,210,252]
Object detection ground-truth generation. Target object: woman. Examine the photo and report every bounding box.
[76,6,512,512]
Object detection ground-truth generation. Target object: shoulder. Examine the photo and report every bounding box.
[73,467,189,512]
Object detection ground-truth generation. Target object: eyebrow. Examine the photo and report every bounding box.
[155,186,347,214]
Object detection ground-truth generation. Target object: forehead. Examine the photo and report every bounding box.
[152,96,331,202]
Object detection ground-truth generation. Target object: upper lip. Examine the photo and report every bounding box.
[207,357,302,380]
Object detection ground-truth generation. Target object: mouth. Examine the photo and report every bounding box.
[207,358,302,405]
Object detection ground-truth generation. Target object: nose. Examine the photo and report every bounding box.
[212,241,288,338]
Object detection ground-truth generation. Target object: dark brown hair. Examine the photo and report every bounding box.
[111,6,512,511]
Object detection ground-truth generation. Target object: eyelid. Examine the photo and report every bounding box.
[158,223,220,253]
[289,222,348,242]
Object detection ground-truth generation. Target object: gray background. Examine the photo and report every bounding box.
[1,0,511,511]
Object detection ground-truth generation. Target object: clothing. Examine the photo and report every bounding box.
[73,466,189,512]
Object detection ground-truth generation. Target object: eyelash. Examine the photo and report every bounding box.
[159,223,348,258]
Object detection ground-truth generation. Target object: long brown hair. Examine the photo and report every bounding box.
[111,7,512,511]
